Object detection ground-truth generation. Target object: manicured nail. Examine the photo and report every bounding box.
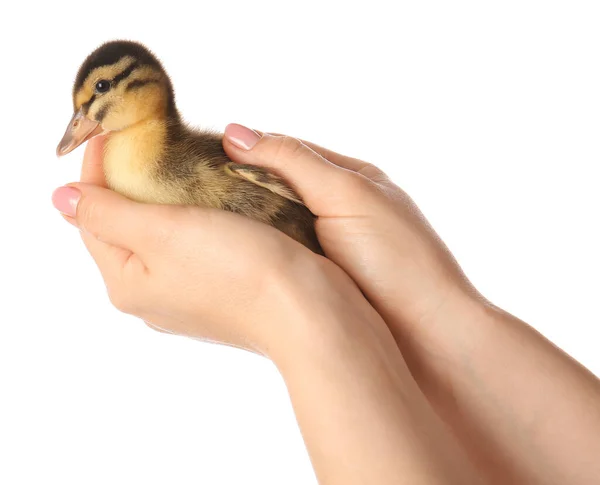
[224,123,261,150]
[52,186,81,218]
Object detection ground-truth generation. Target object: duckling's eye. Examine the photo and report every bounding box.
[95,80,111,93]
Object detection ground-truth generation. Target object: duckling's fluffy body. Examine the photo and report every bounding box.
[59,41,321,253]
[105,120,319,249]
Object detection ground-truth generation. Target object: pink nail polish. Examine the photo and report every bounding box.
[224,123,261,150]
[52,186,81,218]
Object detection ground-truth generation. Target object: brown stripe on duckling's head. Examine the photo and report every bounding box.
[73,40,165,94]
[72,40,177,115]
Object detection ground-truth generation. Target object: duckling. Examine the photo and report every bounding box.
[57,40,322,254]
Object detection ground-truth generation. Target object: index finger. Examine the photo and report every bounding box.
[80,136,108,186]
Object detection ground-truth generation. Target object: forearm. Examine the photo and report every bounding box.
[387,291,600,484]
[270,269,482,485]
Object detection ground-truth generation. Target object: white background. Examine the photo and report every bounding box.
[1,1,599,484]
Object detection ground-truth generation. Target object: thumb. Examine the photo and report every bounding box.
[222,123,366,215]
[52,183,149,252]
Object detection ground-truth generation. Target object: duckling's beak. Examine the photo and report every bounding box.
[56,109,104,157]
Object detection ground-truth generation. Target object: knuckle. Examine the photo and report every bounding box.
[358,163,388,182]
[358,162,382,176]
[121,253,148,286]
[336,170,383,202]
[340,169,370,191]
[270,135,306,160]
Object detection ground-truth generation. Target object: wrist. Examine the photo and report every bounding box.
[258,254,390,369]
[259,258,482,485]
[390,281,496,373]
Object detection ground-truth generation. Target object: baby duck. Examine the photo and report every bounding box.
[57,40,322,254]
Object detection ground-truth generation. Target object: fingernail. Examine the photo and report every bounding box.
[52,186,81,218]
[224,123,261,150]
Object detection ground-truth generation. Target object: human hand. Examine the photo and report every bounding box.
[50,133,487,485]
[222,128,600,485]
[51,136,348,357]
[222,124,480,340]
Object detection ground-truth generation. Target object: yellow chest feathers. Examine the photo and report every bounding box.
[103,121,181,204]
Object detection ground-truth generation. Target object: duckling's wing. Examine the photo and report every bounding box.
[224,163,304,206]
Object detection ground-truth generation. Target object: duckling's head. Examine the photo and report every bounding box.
[57,40,176,156]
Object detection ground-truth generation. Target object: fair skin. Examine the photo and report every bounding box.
[52,125,600,485]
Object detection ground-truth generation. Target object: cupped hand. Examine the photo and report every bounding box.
[223,124,480,339]
[51,136,341,356]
